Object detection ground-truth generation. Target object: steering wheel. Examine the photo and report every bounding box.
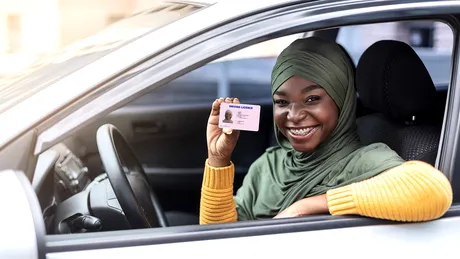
[96,124,168,228]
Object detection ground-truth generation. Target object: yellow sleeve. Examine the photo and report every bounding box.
[200,159,238,224]
[327,161,453,222]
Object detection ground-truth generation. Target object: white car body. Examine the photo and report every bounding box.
[0,0,460,258]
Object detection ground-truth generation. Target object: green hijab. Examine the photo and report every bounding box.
[234,37,404,220]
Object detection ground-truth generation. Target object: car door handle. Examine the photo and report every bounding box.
[132,122,164,134]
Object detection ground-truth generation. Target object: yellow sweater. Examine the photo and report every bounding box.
[200,160,452,224]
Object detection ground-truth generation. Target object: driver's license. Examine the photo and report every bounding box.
[219,103,261,132]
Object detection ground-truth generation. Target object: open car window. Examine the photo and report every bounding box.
[39,17,455,236]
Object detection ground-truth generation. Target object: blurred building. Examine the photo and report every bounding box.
[0,0,161,54]
[0,0,163,73]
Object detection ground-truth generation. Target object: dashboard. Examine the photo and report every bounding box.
[33,136,135,235]
[32,136,124,234]
[33,142,92,233]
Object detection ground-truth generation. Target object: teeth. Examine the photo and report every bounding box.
[289,127,314,136]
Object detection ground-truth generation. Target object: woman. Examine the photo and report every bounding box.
[223,109,233,123]
[200,37,452,223]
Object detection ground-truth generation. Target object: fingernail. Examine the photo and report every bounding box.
[223,128,233,134]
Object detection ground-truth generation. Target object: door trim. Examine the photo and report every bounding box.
[46,205,460,253]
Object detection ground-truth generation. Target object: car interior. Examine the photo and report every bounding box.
[32,21,452,235]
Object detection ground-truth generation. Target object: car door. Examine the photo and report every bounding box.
[25,0,460,257]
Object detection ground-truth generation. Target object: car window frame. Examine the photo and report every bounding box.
[29,0,460,255]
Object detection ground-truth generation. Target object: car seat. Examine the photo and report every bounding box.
[355,40,441,165]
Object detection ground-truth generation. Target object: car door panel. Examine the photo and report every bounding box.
[45,209,460,258]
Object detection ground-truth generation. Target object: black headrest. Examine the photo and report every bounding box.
[356,40,436,120]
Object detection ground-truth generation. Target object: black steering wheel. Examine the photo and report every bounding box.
[96,124,168,228]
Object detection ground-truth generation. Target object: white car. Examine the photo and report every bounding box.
[0,0,459,258]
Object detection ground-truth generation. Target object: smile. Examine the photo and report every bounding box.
[287,126,318,140]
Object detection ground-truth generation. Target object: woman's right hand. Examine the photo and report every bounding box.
[207,97,241,167]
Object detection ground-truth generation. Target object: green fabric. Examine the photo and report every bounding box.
[234,37,404,220]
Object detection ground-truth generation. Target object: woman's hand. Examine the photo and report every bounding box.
[207,97,241,167]
[273,194,329,219]
[273,202,305,218]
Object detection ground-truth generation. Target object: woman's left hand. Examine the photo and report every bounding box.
[273,194,329,219]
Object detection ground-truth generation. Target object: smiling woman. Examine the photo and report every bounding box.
[200,36,453,223]
[273,79,338,153]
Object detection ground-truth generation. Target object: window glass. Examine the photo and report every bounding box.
[336,21,453,88]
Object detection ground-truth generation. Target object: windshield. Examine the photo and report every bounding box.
[0,1,204,113]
